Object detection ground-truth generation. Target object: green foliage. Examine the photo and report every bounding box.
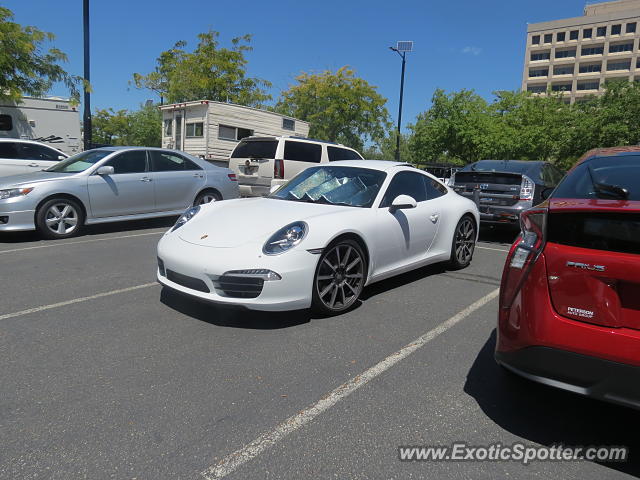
[132,31,271,107]
[92,103,161,147]
[275,67,391,152]
[363,131,416,162]
[0,7,84,102]
[409,82,640,170]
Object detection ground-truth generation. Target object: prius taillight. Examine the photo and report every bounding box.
[274,159,284,179]
[499,207,548,309]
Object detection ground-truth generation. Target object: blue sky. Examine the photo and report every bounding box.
[7,0,591,128]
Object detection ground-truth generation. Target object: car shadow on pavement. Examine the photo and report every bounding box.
[465,330,640,477]
[0,217,177,244]
[159,287,313,329]
[478,225,519,247]
[360,263,448,301]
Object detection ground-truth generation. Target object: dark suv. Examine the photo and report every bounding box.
[450,160,564,226]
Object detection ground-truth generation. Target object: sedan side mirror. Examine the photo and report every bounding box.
[96,165,115,176]
[390,194,417,211]
[57,155,66,161]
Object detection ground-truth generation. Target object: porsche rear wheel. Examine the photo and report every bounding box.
[448,215,477,270]
[312,239,366,315]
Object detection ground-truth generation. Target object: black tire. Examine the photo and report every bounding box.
[194,190,222,206]
[448,215,477,270]
[36,197,85,240]
[311,239,367,315]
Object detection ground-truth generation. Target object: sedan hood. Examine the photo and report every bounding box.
[0,171,74,188]
[177,197,348,248]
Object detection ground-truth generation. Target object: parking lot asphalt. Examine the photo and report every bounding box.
[1,221,638,480]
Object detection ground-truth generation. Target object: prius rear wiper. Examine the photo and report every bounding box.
[588,165,629,200]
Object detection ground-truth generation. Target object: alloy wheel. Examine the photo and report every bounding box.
[454,217,476,265]
[45,203,79,236]
[315,243,365,312]
[197,194,218,205]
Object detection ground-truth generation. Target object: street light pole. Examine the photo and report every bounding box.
[83,0,91,150]
[389,42,412,162]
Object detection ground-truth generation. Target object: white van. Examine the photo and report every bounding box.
[228,136,364,197]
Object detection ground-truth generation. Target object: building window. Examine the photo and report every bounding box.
[577,81,600,90]
[218,125,253,141]
[607,60,631,71]
[163,119,172,136]
[554,65,574,75]
[527,84,547,93]
[282,118,295,131]
[597,26,607,37]
[609,42,633,53]
[582,45,604,56]
[555,48,576,58]
[583,28,592,39]
[627,22,636,33]
[186,122,204,137]
[529,68,549,78]
[551,83,572,92]
[544,33,553,43]
[612,24,622,35]
[569,30,579,40]
[530,51,551,61]
[532,35,540,45]
[0,114,12,131]
[557,32,566,42]
[579,63,602,73]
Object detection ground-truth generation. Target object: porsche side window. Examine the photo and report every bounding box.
[380,171,427,207]
[424,176,447,199]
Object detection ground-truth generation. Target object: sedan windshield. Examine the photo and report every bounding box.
[45,149,112,173]
[270,166,386,208]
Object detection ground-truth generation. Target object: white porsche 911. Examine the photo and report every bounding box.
[157,160,479,315]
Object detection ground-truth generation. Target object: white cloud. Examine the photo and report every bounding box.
[462,46,483,56]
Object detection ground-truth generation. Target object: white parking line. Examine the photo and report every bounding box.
[0,283,158,321]
[0,231,164,255]
[476,245,509,253]
[200,288,500,480]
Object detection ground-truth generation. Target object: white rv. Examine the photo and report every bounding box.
[0,96,82,156]
[159,100,309,165]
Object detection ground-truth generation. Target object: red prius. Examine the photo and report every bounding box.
[496,147,640,409]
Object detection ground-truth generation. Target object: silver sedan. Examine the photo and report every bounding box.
[0,147,239,239]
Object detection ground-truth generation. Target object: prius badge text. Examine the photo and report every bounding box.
[566,261,606,272]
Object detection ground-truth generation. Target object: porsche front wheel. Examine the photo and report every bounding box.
[312,239,366,315]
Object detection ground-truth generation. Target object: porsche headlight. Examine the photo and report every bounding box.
[0,187,34,199]
[172,205,200,232]
[263,221,307,255]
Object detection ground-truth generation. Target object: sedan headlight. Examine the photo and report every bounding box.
[0,187,34,200]
[172,205,200,232]
[263,221,307,255]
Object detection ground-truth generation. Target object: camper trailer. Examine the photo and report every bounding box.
[160,100,309,165]
[0,96,82,156]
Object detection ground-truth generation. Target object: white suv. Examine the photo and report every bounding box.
[0,138,67,177]
[228,136,363,196]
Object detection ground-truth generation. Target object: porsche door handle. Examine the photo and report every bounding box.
[140,177,152,182]
[193,173,204,178]
[430,214,439,223]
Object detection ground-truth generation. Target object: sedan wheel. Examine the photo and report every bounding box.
[36,198,84,239]
[312,240,366,315]
[449,215,476,270]
[194,191,221,206]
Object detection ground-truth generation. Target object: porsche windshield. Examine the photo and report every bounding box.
[270,166,386,208]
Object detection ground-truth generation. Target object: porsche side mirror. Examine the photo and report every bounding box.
[390,194,417,211]
[57,155,66,161]
[96,165,115,176]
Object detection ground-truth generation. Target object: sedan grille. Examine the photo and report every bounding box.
[210,275,264,299]
[166,269,210,293]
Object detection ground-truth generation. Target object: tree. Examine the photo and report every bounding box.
[132,31,271,106]
[0,7,83,102]
[275,67,391,151]
[92,103,161,147]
